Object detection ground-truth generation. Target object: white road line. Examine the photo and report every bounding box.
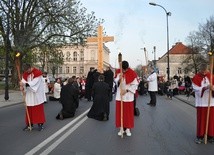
[25,109,89,155]
[40,116,88,155]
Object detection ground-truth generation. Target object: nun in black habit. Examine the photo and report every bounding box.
[87,74,110,121]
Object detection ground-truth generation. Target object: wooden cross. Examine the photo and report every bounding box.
[87,25,114,73]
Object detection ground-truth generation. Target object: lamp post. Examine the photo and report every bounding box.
[140,47,148,66]
[4,2,11,101]
[149,2,171,81]
[152,46,156,68]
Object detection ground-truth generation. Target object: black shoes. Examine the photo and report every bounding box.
[23,124,44,131]
[147,103,156,107]
[38,124,44,131]
[208,137,214,144]
[195,137,214,144]
[56,113,64,120]
[103,113,109,121]
[195,138,203,144]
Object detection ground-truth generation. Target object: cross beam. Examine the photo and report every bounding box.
[87,25,114,72]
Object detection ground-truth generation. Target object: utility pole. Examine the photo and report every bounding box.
[4,1,10,101]
[153,46,156,68]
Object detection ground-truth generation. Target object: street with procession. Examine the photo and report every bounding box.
[0,93,214,155]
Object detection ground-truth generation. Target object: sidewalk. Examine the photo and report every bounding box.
[0,90,23,108]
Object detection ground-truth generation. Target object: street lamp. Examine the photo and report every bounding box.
[149,2,171,81]
[140,47,148,66]
[4,2,11,101]
[152,46,156,68]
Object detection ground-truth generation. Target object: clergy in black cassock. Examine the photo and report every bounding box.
[87,74,110,121]
[104,66,114,101]
[56,78,77,120]
[85,67,95,101]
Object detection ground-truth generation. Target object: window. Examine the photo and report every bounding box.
[80,66,84,74]
[73,52,77,61]
[66,66,70,74]
[80,50,84,61]
[73,66,77,74]
[178,67,182,74]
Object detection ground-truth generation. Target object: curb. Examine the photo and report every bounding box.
[0,102,23,109]
[174,96,195,108]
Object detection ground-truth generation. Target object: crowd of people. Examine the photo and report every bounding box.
[19,62,214,144]
[137,73,193,100]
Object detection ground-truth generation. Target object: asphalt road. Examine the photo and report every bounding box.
[0,94,214,155]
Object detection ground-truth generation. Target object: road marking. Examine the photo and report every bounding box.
[25,109,89,155]
[40,116,87,155]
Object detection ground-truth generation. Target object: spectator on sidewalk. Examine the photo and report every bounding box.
[42,72,50,103]
[184,75,192,97]
[166,79,177,99]
[79,77,86,99]
[49,78,62,101]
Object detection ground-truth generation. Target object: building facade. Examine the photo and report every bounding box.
[37,42,111,79]
[156,42,195,80]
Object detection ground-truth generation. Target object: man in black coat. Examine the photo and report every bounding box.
[85,67,95,101]
[56,78,77,120]
[104,66,114,101]
[71,76,80,109]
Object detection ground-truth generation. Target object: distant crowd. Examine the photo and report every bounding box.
[138,74,193,99]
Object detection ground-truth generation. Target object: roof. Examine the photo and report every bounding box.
[169,42,192,54]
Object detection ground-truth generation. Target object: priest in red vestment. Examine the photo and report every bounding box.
[20,63,46,131]
[115,61,138,136]
[192,63,214,144]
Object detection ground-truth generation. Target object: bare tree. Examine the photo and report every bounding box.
[185,31,207,74]
[0,0,103,85]
[32,44,64,77]
[197,16,214,53]
[185,16,214,73]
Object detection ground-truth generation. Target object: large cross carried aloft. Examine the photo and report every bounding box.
[87,25,114,72]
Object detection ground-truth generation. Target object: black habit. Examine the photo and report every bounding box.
[104,69,114,101]
[56,83,77,119]
[87,81,110,121]
[85,70,95,101]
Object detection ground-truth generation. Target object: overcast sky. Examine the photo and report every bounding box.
[81,0,214,68]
